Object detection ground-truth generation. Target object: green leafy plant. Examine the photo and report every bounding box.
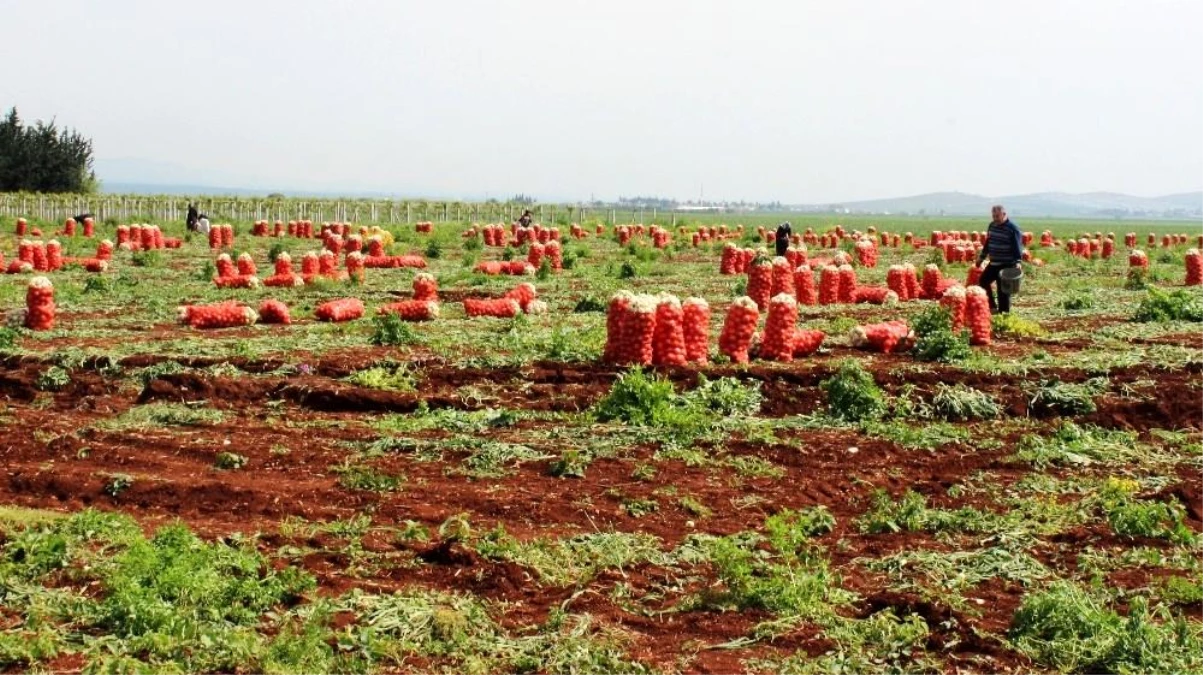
[130,250,163,268]
[1009,582,1203,673]
[371,313,422,346]
[83,275,110,294]
[1098,479,1196,544]
[35,366,71,392]
[765,507,836,555]
[345,364,418,392]
[1124,266,1150,290]
[593,368,704,436]
[104,473,134,497]
[196,260,216,281]
[0,326,18,350]
[573,297,606,313]
[335,465,405,492]
[911,306,972,363]
[214,452,248,470]
[548,448,592,478]
[1132,287,1203,322]
[931,383,1000,421]
[821,360,886,422]
[1058,291,1095,311]
[683,374,763,417]
[1015,422,1138,468]
[858,489,995,534]
[1028,378,1105,415]
[992,313,1046,339]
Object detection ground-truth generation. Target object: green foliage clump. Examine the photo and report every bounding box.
[35,366,71,392]
[765,507,836,554]
[1125,266,1157,290]
[594,368,693,427]
[130,250,163,268]
[1015,422,1137,468]
[701,524,847,617]
[683,374,763,417]
[1009,582,1203,673]
[1028,378,1105,415]
[0,326,18,350]
[548,448,592,478]
[991,313,1046,339]
[1058,291,1095,310]
[820,360,885,422]
[424,240,442,259]
[267,242,286,262]
[858,489,995,534]
[196,260,216,281]
[214,452,248,470]
[83,275,110,294]
[618,261,638,279]
[1132,287,1203,322]
[573,296,606,313]
[345,365,418,392]
[1098,479,1196,545]
[931,383,1000,421]
[910,306,972,363]
[1160,576,1203,605]
[335,465,404,492]
[593,370,760,439]
[371,312,422,346]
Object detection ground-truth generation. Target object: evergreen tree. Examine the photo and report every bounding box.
[0,107,97,193]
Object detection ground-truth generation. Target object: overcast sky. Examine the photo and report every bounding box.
[2,0,1200,202]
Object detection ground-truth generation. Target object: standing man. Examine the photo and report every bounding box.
[186,203,199,232]
[517,209,533,227]
[774,221,792,257]
[977,205,1024,314]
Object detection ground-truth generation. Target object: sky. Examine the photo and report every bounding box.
[2,0,1200,203]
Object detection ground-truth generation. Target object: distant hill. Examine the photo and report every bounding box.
[94,157,1200,219]
[103,182,284,197]
[814,191,1202,219]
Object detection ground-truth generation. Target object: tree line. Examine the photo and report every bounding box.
[0,107,98,193]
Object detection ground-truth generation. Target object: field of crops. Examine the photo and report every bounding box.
[0,212,1200,673]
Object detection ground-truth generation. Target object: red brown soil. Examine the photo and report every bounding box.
[0,327,1198,672]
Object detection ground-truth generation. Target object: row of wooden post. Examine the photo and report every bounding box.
[0,194,677,226]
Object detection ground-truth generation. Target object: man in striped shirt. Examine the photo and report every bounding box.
[977,205,1024,314]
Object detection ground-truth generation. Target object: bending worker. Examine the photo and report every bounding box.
[977,204,1024,314]
[774,221,792,257]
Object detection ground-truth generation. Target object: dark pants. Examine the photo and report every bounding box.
[979,262,1017,314]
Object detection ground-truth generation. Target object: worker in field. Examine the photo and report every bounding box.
[775,221,792,257]
[977,204,1024,314]
[186,203,199,231]
[518,209,534,227]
